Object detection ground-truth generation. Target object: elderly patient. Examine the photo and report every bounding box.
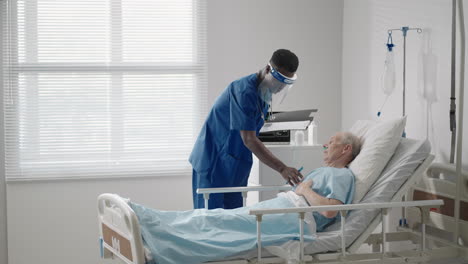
[129,132,362,264]
[293,131,361,231]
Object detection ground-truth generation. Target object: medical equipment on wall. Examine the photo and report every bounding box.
[417,31,438,104]
[417,29,438,139]
[379,27,422,119]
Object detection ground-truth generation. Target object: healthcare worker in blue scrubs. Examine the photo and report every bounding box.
[190,49,304,209]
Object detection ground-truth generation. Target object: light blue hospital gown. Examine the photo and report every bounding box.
[298,167,355,231]
[129,167,355,264]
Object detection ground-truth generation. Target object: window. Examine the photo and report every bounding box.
[1,0,207,180]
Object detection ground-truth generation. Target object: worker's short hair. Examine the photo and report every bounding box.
[270,49,299,73]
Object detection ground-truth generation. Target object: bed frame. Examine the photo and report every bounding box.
[97,154,467,264]
[403,162,468,261]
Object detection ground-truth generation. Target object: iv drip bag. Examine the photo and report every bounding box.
[382,50,396,95]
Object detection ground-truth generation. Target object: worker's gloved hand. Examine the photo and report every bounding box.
[280,166,303,186]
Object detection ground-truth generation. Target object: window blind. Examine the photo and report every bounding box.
[1,0,208,180]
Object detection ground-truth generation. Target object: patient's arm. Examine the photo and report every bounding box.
[294,180,343,218]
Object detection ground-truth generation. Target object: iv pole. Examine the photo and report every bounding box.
[387,27,422,117]
[388,27,422,227]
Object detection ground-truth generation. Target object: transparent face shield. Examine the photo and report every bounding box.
[268,63,297,104]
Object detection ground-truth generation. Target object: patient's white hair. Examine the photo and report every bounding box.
[340,132,362,160]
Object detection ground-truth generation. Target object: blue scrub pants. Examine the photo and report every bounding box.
[192,169,244,209]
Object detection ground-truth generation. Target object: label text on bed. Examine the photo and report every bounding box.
[102,223,133,261]
[112,236,120,252]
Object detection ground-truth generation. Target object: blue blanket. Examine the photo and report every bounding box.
[129,196,315,264]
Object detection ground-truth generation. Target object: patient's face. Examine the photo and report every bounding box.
[323,133,346,164]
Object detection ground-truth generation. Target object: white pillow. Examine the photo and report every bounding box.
[349,116,407,203]
[348,120,376,138]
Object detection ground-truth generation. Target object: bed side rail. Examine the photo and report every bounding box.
[411,162,468,245]
[424,161,468,201]
[196,185,292,208]
[97,193,145,264]
[248,199,444,263]
[427,162,468,181]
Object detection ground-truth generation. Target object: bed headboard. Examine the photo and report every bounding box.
[97,193,146,264]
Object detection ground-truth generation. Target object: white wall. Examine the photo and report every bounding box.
[7,177,192,264]
[208,0,344,144]
[342,0,468,170]
[4,1,344,264]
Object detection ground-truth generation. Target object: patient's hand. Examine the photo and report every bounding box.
[294,180,313,196]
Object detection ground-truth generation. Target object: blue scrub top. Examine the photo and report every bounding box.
[189,73,268,178]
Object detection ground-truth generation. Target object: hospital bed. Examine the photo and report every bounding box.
[97,138,465,264]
